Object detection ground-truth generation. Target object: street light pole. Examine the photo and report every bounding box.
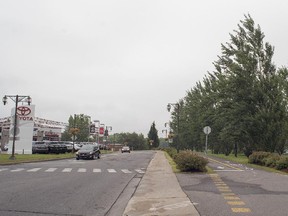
[2,95,32,160]
[94,120,100,144]
[167,103,180,153]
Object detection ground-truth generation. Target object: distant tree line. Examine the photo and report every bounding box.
[61,114,150,150]
[169,14,288,156]
[112,132,149,150]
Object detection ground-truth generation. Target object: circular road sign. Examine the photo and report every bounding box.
[203,126,211,135]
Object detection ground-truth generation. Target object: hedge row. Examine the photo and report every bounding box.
[248,151,288,171]
[163,148,208,172]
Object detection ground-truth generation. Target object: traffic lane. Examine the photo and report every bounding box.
[216,167,288,216]
[177,173,234,216]
[0,150,153,172]
[177,157,288,216]
[0,166,136,216]
[204,156,248,171]
[0,151,155,216]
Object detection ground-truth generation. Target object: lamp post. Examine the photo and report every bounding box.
[167,103,180,153]
[2,95,32,160]
[105,126,112,145]
[93,120,100,144]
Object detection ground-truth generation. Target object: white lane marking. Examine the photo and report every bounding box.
[93,169,101,173]
[121,169,132,173]
[11,168,25,172]
[215,170,244,172]
[135,169,145,174]
[3,168,146,174]
[78,168,86,172]
[27,168,41,172]
[217,166,225,169]
[62,168,72,172]
[45,168,57,172]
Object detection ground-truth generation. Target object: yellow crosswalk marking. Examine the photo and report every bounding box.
[227,201,245,205]
[232,208,251,212]
[224,196,240,200]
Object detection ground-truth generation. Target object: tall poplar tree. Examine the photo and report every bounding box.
[147,122,159,149]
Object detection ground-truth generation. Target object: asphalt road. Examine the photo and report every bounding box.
[177,155,288,216]
[0,150,155,216]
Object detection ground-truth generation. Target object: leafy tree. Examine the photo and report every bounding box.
[113,132,148,150]
[62,114,91,142]
[147,122,159,149]
[171,14,288,156]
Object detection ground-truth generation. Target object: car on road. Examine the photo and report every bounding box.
[76,144,101,160]
[121,146,130,153]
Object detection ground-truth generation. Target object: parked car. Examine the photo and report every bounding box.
[48,141,67,154]
[76,144,100,160]
[32,141,50,154]
[59,141,73,153]
[121,146,130,153]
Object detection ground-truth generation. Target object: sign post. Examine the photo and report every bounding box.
[203,126,211,154]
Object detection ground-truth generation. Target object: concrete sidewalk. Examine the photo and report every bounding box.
[122,151,200,216]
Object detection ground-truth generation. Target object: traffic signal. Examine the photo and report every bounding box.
[104,129,109,136]
[90,124,96,133]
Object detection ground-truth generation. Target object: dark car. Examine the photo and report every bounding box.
[76,144,101,160]
[48,141,67,154]
[121,146,130,153]
[59,141,73,153]
[32,141,50,154]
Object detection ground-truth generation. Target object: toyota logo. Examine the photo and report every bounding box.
[17,106,31,116]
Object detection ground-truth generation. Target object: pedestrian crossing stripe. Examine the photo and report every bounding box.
[27,168,41,172]
[0,168,145,174]
[11,168,25,172]
[135,169,145,173]
[45,168,57,172]
[121,169,132,173]
[78,168,86,172]
[62,168,72,172]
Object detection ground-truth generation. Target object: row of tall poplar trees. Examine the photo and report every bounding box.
[170,15,288,156]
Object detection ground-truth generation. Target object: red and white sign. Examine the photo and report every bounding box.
[17,106,33,121]
[99,127,104,135]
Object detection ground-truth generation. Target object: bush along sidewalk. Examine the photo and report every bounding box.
[163,148,208,172]
[248,151,288,173]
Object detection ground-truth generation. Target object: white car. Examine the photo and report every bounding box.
[121,146,130,153]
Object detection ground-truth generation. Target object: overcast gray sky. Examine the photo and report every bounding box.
[1,0,287,137]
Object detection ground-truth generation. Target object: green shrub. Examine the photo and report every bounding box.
[174,150,208,172]
[263,154,280,168]
[275,156,288,170]
[248,151,271,165]
[163,147,178,159]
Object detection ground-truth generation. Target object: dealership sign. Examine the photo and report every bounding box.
[7,105,35,154]
[17,106,33,121]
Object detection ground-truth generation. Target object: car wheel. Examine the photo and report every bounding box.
[97,153,100,159]
[92,154,96,160]
[76,157,79,160]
